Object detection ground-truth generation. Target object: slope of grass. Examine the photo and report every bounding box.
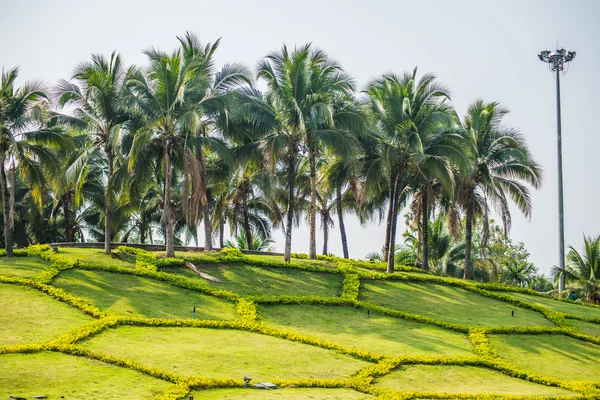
[53,269,237,320]
[191,388,373,399]
[568,319,600,336]
[0,283,92,346]
[503,292,600,320]
[360,281,552,327]
[489,334,600,381]
[58,247,135,267]
[258,304,473,357]
[0,256,48,278]
[80,326,371,381]
[171,264,342,297]
[374,365,576,396]
[0,352,171,399]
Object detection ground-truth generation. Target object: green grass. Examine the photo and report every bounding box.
[0,256,49,278]
[503,292,600,320]
[0,283,92,346]
[360,281,552,327]
[53,269,237,320]
[80,326,371,381]
[568,319,600,336]
[171,264,343,297]
[191,388,373,399]
[373,365,576,396]
[57,247,135,267]
[258,304,473,357]
[0,352,171,399]
[489,334,600,381]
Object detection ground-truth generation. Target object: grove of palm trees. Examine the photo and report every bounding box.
[0,31,597,300]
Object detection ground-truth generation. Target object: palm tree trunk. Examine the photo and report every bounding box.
[383,171,397,263]
[421,190,429,271]
[198,152,213,251]
[104,147,113,253]
[308,149,317,260]
[284,149,298,263]
[140,222,146,244]
[163,143,175,258]
[336,188,349,259]
[242,186,253,250]
[64,191,74,242]
[0,154,13,257]
[219,220,225,249]
[464,187,474,280]
[387,174,401,273]
[322,212,328,255]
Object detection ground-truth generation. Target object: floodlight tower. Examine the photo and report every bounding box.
[538,48,576,293]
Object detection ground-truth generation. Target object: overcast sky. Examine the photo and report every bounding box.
[1,0,599,275]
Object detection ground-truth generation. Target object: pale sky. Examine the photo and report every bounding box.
[1,0,599,276]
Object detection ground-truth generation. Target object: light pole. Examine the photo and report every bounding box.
[538,48,576,293]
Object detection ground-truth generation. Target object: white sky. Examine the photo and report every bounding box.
[1,0,599,275]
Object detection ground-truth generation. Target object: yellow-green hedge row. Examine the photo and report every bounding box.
[375,390,591,400]
[236,298,259,324]
[341,273,361,301]
[150,383,190,400]
[47,316,120,346]
[468,329,497,359]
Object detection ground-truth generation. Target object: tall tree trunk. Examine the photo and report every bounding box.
[383,170,397,263]
[0,154,13,257]
[387,174,401,273]
[198,152,213,251]
[322,212,328,255]
[140,222,146,245]
[104,147,113,253]
[421,190,429,271]
[163,143,175,258]
[242,185,253,250]
[64,192,74,242]
[219,220,225,249]
[284,149,298,263]
[464,187,474,280]
[308,149,317,259]
[336,188,349,259]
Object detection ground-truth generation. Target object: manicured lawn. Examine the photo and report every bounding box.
[80,326,371,381]
[0,283,92,346]
[53,269,237,320]
[359,281,552,327]
[258,304,473,357]
[569,319,600,336]
[374,365,576,396]
[191,388,373,399]
[171,264,343,297]
[0,256,49,278]
[0,352,171,399]
[57,247,135,267]
[503,292,600,320]
[489,334,600,381]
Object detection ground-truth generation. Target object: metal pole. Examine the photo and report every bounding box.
[555,68,566,293]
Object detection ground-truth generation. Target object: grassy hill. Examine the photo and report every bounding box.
[1,245,600,399]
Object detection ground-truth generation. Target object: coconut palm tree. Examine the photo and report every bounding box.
[0,67,67,256]
[125,33,251,257]
[458,101,542,279]
[554,235,600,304]
[365,69,456,272]
[256,44,357,260]
[500,260,537,287]
[55,52,130,253]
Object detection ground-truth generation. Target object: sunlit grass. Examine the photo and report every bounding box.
[191,388,373,399]
[503,292,600,320]
[0,256,48,278]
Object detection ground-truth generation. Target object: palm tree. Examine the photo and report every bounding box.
[0,67,66,256]
[554,235,600,304]
[125,33,250,257]
[256,44,357,260]
[500,260,537,287]
[365,69,456,272]
[55,52,130,253]
[458,101,542,279]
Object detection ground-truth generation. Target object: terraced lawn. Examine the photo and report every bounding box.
[53,269,237,320]
[0,256,48,278]
[489,334,600,381]
[80,326,371,381]
[503,292,600,320]
[171,263,343,297]
[568,319,600,336]
[259,304,473,357]
[0,352,171,399]
[374,365,576,396]
[57,247,135,267]
[0,283,92,346]
[360,281,552,327]
[191,388,373,399]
